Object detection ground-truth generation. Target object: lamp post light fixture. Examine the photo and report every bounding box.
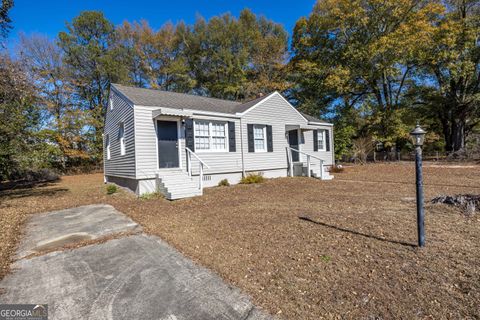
[410,123,427,247]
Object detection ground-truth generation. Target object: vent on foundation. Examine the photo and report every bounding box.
[202,175,212,181]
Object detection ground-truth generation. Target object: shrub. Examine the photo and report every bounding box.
[240,173,265,184]
[106,184,118,195]
[330,165,345,173]
[218,179,230,187]
[139,191,164,200]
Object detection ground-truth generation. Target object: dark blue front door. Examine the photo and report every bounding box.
[157,120,179,168]
[288,130,299,162]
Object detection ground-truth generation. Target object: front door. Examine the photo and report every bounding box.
[288,130,300,162]
[157,120,179,168]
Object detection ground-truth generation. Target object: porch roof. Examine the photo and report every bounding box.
[285,124,311,131]
[152,107,193,118]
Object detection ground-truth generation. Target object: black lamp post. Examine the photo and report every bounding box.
[410,124,427,247]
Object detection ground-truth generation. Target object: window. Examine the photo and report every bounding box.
[106,134,111,160]
[119,123,125,155]
[253,124,267,152]
[317,130,326,151]
[194,120,228,152]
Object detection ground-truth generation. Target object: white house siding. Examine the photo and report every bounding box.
[104,90,136,178]
[241,93,308,172]
[134,106,160,179]
[301,126,334,166]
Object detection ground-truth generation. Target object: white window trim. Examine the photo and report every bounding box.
[109,98,113,110]
[119,122,126,156]
[318,129,326,152]
[193,120,229,153]
[253,124,267,153]
[106,134,111,160]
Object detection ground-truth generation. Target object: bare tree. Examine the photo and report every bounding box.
[17,33,88,169]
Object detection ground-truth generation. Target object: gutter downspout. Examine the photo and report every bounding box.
[331,127,335,165]
[240,117,246,177]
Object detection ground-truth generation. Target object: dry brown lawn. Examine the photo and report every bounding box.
[1,163,479,319]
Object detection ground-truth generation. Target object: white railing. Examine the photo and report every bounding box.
[186,147,210,191]
[286,146,324,179]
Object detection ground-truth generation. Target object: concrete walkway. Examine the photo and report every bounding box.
[0,205,271,320]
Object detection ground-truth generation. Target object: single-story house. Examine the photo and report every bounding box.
[104,84,334,199]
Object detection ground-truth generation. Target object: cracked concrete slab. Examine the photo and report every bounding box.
[1,234,271,320]
[1,204,272,319]
[15,204,141,259]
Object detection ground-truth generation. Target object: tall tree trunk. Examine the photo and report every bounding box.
[451,120,466,152]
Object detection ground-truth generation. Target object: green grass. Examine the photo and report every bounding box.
[106,184,118,195]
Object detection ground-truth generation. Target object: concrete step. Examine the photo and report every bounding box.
[156,170,202,200]
[167,190,202,200]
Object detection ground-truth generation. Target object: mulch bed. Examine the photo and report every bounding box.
[1,163,479,319]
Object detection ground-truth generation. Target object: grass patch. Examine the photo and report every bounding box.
[320,254,331,263]
[106,184,118,195]
[139,191,164,200]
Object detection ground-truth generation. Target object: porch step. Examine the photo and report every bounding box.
[296,162,334,180]
[156,170,202,200]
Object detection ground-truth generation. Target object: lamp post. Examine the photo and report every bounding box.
[410,123,427,247]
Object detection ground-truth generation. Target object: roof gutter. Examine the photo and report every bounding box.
[308,121,334,127]
[135,105,241,119]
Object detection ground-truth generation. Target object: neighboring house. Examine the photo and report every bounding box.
[104,84,334,199]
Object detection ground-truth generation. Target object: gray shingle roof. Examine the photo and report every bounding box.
[112,83,268,115]
[112,83,330,123]
[300,112,321,122]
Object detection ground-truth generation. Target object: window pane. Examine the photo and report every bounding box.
[212,137,226,150]
[255,139,265,151]
[195,136,209,150]
[254,126,264,139]
[318,130,325,149]
[194,121,209,136]
[212,122,225,137]
[253,125,266,151]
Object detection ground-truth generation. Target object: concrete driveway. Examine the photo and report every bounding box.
[0,204,271,320]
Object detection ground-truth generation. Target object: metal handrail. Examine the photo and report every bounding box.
[185,147,210,191]
[286,146,324,179]
[185,147,210,169]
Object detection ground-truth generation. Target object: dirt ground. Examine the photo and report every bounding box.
[1,163,479,319]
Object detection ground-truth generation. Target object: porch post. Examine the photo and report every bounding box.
[307,155,311,177]
[199,164,203,191]
[320,160,324,180]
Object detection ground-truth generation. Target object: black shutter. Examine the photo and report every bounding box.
[325,129,330,152]
[313,130,318,151]
[185,118,195,151]
[266,125,273,152]
[228,121,236,152]
[247,124,254,152]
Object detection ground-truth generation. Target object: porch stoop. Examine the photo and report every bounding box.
[294,162,334,180]
[156,170,202,200]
